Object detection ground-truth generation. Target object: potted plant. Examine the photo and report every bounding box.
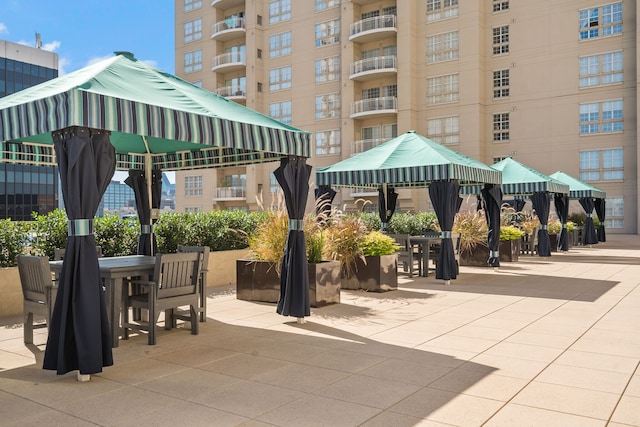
[236,210,341,306]
[498,225,524,261]
[454,210,489,267]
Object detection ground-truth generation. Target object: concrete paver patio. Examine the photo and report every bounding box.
[1,234,639,426]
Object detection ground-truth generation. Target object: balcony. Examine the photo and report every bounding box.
[350,96,397,119]
[211,0,245,9]
[349,186,378,197]
[211,52,246,73]
[349,15,397,43]
[214,186,246,201]
[214,86,246,102]
[350,0,381,4]
[350,56,397,81]
[351,138,392,155]
[211,17,246,41]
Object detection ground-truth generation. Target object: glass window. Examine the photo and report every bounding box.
[580,149,623,181]
[426,0,459,22]
[427,73,459,104]
[315,129,341,155]
[428,116,460,145]
[269,101,292,123]
[269,66,292,91]
[315,56,340,83]
[315,19,340,47]
[269,0,291,24]
[184,19,202,43]
[493,112,509,141]
[315,0,339,11]
[580,100,623,134]
[184,0,202,12]
[185,175,203,196]
[492,26,509,55]
[580,3,622,40]
[269,32,292,57]
[493,0,509,12]
[184,50,202,73]
[493,69,509,98]
[580,51,623,87]
[605,197,624,228]
[426,31,459,63]
[315,93,341,119]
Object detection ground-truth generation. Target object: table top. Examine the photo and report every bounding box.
[50,255,157,277]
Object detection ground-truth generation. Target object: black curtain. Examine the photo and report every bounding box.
[314,184,336,220]
[481,184,502,267]
[429,180,460,280]
[378,186,398,232]
[43,127,114,375]
[554,194,569,251]
[579,197,598,245]
[125,169,163,255]
[594,198,606,242]
[274,157,312,318]
[531,192,551,257]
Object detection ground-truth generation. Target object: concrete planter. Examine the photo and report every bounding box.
[341,254,398,292]
[460,240,520,266]
[236,259,341,307]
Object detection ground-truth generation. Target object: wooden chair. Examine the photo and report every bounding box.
[54,246,102,260]
[17,255,58,344]
[177,245,210,322]
[521,228,539,255]
[391,234,421,277]
[122,252,201,345]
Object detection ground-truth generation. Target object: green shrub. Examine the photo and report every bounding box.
[28,209,68,259]
[0,219,29,267]
[359,230,400,256]
[154,212,194,253]
[500,225,525,241]
[94,214,139,256]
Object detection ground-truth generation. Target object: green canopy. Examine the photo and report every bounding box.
[315,131,501,187]
[549,171,606,199]
[462,157,569,196]
[0,52,311,170]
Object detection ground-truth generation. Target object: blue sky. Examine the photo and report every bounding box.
[1,0,176,182]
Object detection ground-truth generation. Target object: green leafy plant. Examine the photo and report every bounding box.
[94,213,139,256]
[0,219,29,267]
[359,230,400,256]
[500,225,525,241]
[28,208,68,259]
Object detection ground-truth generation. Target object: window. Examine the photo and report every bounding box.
[315,19,340,47]
[492,26,509,55]
[269,101,292,123]
[361,124,397,140]
[426,0,459,22]
[426,31,459,63]
[427,73,459,104]
[269,66,292,91]
[185,175,203,196]
[184,50,202,73]
[269,0,291,24]
[185,207,201,213]
[315,93,341,119]
[315,0,339,11]
[427,116,460,145]
[184,0,202,12]
[579,51,623,87]
[225,76,246,95]
[493,0,509,12]
[579,3,622,40]
[315,129,341,155]
[222,174,246,188]
[315,56,340,83]
[580,149,623,181]
[269,32,292,57]
[579,100,623,134]
[605,197,624,228]
[184,19,202,43]
[493,113,510,141]
[493,69,510,98]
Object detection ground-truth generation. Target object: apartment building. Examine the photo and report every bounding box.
[0,39,59,220]
[174,0,638,233]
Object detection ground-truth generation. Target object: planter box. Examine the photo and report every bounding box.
[236,259,341,307]
[460,240,520,266]
[341,254,398,292]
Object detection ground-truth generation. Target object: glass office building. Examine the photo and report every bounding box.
[0,40,59,220]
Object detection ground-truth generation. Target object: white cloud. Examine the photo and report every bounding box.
[0,23,8,34]
[86,55,113,67]
[41,40,61,52]
[57,57,69,75]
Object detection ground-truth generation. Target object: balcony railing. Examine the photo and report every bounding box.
[211,17,245,40]
[215,86,246,97]
[351,96,398,118]
[350,55,397,79]
[350,15,397,40]
[351,138,392,155]
[212,52,246,71]
[215,186,246,200]
[211,0,245,9]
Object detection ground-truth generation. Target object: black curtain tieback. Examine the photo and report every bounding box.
[140,224,153,234]
[490,250,499,257]
[288,219,304,231]
[441,231,452,238]
[540,225,548,230]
